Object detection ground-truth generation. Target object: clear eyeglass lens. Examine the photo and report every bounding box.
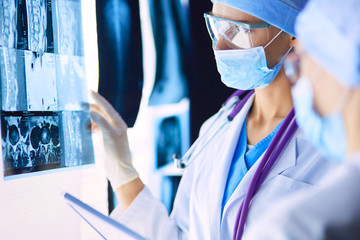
[217,20,251,48]
[230,27,252,49]
[206,14,272,49]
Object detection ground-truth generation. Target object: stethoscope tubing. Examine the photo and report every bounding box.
[228,90,254,121]
[174,90,254,169]
[233,109,298,239]
[174,89,298,239]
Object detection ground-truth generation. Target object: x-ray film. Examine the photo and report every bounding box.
[0,0,29,50]
[26,0,55,53]
[0,0,17,49]
[0,47,27,111]
[24,51,57,111]
[59,111,94,167]
[0,0,94,179]
[1,111,61,176]
[53,0,84,56]
[1,0,56,54]
[56,54,87,111]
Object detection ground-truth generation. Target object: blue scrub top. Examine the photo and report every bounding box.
[221,114,283,216]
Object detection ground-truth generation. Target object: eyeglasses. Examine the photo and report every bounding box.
[204,12,273,49]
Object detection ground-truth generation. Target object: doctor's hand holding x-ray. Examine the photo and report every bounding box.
[90,91,144,210]
[89,0,338,239]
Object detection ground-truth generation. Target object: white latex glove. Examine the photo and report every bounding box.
[90,90,139,191]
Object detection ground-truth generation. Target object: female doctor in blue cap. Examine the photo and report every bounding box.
[90,0,336,239]
[243,0,360,238]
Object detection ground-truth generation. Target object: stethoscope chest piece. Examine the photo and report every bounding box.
[173,153,186,170]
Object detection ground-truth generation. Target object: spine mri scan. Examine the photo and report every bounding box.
[0,0,94,178]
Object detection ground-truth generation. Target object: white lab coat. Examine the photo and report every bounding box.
[243,155,360,240]
[110,94,337,240]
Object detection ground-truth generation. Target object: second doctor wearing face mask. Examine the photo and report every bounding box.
[243,0,360,238]
[90,0,338,239]
[292,73,349,161]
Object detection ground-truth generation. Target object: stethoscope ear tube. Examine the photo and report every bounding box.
[173,118,230,170]
[173,90,254,170]
[233,108,298,240]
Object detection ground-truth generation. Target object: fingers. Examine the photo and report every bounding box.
[89,119,100,132]
[90,103,107,119]
[90,103,111,129]
[90,90,119,120]
[90,111,114,136]
[90,90,128,128]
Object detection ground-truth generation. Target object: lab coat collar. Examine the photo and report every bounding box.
[207,94,255,239]
[221,115,299,228]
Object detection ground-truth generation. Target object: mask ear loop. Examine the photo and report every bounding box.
[278,46,293,66]
[264,29,283,49]
[263,29,292,70]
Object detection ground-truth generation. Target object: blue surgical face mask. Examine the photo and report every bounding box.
[214,30,289,90]
[292,77,348,162]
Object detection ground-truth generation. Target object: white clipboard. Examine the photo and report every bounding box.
[63,192,146,240]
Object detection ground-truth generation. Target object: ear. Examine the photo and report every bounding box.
[289,36,297,47]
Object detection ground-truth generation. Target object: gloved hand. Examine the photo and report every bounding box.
[90,90,139,191]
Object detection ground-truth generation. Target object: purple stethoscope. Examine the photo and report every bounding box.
[174,89,298,239]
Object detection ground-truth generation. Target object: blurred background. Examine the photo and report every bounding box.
[0,0,233,238]
[94,0,234,214]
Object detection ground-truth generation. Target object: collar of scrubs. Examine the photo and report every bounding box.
[221,113,283,217]
[245,118,284,168]
[247,144,254,151]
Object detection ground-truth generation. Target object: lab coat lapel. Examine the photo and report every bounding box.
[262,128,298,181]
[222,123,299,222]
[207,95,255,239]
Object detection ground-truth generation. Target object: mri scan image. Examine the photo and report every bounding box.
[0,47,27,111]
[0,0,28,50]
[1,112,61,176]
[59,111,94,167]
[0,0,94,179]
[53,0,84,56]
[24,51,57,111]
[0,0,55,53]
[56,54,87,111]
[26,0,54,53]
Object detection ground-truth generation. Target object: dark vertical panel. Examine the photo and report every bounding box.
[16,0,28,50]
[45,0,54,53]
[148,0,190,106]
[96,0,143,127]
[188,1,234,142]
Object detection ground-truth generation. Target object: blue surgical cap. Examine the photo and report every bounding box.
[212,0,308,36]
[296,0,360,87]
